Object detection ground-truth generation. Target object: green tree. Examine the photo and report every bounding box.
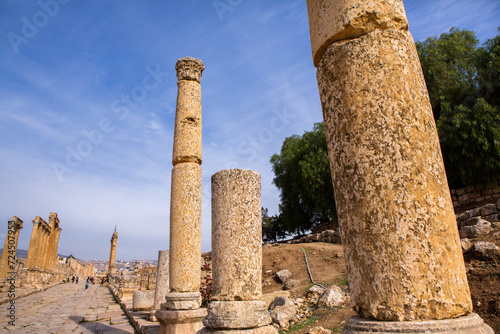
[416,27,479,120]
[270,123,336,235]
[417,27,500,188]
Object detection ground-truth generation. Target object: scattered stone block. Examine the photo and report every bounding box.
[480,204,498,216]
[318,285,346,308]
[262,291,291,309]
[283,279,299,290]
[306,285,326,304]
[460,239,473,253]
[308,326,332,334]
[132,290,155,311]
[275,269,292,283]
[269,296,298,328]
[473,242,500,262]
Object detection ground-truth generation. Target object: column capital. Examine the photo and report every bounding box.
[175,57,204,83]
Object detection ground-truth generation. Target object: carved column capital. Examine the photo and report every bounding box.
[175,57,204,83]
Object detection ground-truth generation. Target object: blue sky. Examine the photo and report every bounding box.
[1,1,499,261]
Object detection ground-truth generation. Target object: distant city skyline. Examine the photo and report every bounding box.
[1,1,499,260]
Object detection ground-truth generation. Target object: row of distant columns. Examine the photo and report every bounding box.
[25,212,61,272]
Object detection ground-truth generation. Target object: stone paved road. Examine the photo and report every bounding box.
[1,282,136,333]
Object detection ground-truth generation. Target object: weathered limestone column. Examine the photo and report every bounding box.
[31,218,45,269]
[0,217,23,278]
[47,212,61,271]
[306,1,493,333]
[40,223,51,270]
[25,219,39,268]
[49,227,61,271]
[156,57,207,334]
[150,250,170,322]
[201,169,276,333]
[108,226,118,275]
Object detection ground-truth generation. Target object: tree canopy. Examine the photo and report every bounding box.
[269,122,336,237]
[416,27,500,187]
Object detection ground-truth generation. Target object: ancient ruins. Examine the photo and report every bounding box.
[306,0,493,332]
[0,213,93,292]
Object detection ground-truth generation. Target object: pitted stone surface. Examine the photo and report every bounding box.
[343,313,494,333]
[306,0,408,66]
[316,27,472,321]
[172,79,203,166]
[169,163,202,294]
[164,291,202,310]
[153,250,170,313]
[133,290,155,311]
[211,169,262,301]
[203,300,272,329]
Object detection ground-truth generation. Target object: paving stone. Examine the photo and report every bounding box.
[0,283,136,334]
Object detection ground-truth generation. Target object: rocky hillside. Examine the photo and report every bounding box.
[260,199,500,333]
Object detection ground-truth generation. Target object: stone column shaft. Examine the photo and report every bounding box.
[202,169,275,333]
[0,217,23,277]
[169,163,202,294]
[307,0,493,332]
[108,228,118,275]
[25,220,39,268]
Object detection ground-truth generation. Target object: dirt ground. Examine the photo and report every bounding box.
[261,235,500,333]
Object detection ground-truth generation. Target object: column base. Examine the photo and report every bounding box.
[165,291,202,310]
[198,325,278,333]
[342,313,494,334]
[203,300,272,330]
[156,308,207,334]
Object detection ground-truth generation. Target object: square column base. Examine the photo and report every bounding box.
[342,313,493,334]
[156,308,207,334]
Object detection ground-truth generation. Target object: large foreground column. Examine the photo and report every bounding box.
[156,57,207,334]
[0,217,23,278]
[201,169,276,333]
[306,1,492,333]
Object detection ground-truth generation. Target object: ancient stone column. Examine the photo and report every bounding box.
[25,219,39,268]
[40,223,51,270]
[201,169,276,333]
[150,250,169,322]
[108,226,118,275]
[156,57,207,334]
[0,217,23,278]
[306,1,493,333]
[47,212,61,271]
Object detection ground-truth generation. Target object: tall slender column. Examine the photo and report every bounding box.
[40,224,51,270]
[108,226,118,275]
[201,169,277,333]
[47,212,61,271]
[0,217,23,278]
[306,1,493,333]
[156,57,207,334]
[25,219,39,268]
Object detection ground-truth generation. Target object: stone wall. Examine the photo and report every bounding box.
[451,179,500,208]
